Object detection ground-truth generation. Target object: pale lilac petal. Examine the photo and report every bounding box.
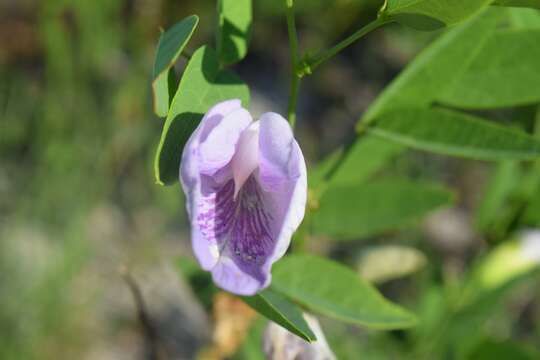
[258,112,296,191]
[180,99,246,270]
[232,121,260,199]
[180,99,242,200]
[211,256,268,296]
[190,222,220,270]
[197,99,243,142]
[257,113,307,265]
[180,103,307,295]
[198,108,253,176]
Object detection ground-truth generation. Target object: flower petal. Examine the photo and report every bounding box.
[258,112,297,191]
[208,176,273,294]
[211,256,268,296]
[258,113,308,265]
[211,114,308,294]
[198,108,253,176]
[180,99,247,270]
[180,104,307,295]
[232,121,260,199]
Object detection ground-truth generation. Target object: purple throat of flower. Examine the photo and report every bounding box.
[180,99,307,295]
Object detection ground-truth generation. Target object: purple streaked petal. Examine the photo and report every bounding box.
[180,102,307,295]
[211,117,307,294]
[198,176,273,295]
[180,99,246,270]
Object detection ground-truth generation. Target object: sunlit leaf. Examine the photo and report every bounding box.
[313,179,453,240]
[217,0,252,65]
[242,288,317,342]
[154,45,250,185]
[369,108,540,160]
[380,0,492,30]
[152,15,199,117]
[437,29,540,108]
[342,10,503,180]
[272,255,418,329]
[506,6,540,27]
[470,239,540,291]
[363,9,501,122]
[493,0,540,9]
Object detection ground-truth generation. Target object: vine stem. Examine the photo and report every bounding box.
[302,17,391,75]
[285,0,301,129]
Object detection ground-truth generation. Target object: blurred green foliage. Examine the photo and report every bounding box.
[2,0,540,359]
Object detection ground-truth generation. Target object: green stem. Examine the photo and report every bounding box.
[285,0,301,129]
[303,17,390,74]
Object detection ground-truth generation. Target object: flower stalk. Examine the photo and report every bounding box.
[299,17,391,75]
[285,0,301,130]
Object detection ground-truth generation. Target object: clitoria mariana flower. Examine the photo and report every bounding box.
[180,99,307,295]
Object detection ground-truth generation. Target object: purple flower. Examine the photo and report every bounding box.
[180,99,307,295]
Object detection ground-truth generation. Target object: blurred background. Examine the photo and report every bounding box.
[2,0,540,359]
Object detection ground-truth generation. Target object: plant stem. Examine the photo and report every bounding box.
[285,0,301,129]
[304,17,390,74]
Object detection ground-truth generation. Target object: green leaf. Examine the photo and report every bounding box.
[342,10,502,179]
[380,0,492,30]
[315,10,506,192]
[470,240,540,292]
[152,15,199,117]
[310,137,404,188]
[369,108,540,160]
[154,45,250,185]
[313,179,453,240]
[437,29,540,108]
[474,161,520,233]
[467,339,540,360]
[217,0,252,65]
[272,255,418,329]
[446,243,540,356]
[363,9,501,122]
[507,6,540,28]
[242,288,317,342]
[493,0,540,9]
[524,188,540,225]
